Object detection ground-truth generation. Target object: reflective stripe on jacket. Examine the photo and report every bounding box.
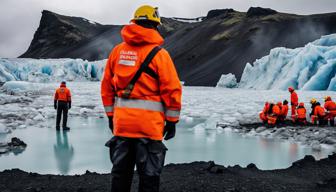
[54,86,71,102]
[101,23,182,140]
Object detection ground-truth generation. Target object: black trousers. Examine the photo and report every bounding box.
[106,137,167,192]
[56,101,68,128]
[317,118,327,126]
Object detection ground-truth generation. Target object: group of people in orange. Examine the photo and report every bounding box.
[259,87,336,127]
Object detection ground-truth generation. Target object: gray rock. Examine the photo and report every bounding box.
[311,141,321,151]
[255,126,266,133]
[323,137,336,145]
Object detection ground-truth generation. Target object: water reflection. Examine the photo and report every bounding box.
[0,117,334,174]
[289,143,298,157]
[54,131,74,174]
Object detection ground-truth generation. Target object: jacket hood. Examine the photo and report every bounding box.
[121,24,164,46]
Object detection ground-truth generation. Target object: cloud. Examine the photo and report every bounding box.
[0,0,336,58]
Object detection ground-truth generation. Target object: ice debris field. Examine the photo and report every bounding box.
[1,81,336,151]
[0,34,335,154]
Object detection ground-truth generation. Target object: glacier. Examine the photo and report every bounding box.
[1,35,336,91]
[238,34,336,91]
[0,58,106,82]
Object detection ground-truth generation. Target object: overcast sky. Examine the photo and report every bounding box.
[0,0,335,58]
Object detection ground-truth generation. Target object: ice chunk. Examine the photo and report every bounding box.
[33,113,45,121]
[311,141,321,151]
[203,114,220,130]
[0,123,10,134]
[1,81,46,95]
[216,73,238,88]
[80,108,93,115]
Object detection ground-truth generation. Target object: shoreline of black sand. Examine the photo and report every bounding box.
[1,154,336,192]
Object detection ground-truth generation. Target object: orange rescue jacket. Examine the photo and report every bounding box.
[54,84,71,102]
[314,105,325,117]
[262,102,270,114]
[324,100,336,114]
[290,91,298,106]
[272,105,281,116]
[297,107,306,119]
[101,24,182,141]
[281,104,289,117]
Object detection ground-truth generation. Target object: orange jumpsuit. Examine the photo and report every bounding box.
[290,91,298,121]
[296,106,307,124]
[259,102,270,122]
[312,105,326,125]
[54,83,71,128]
[279,104,288,122]
[324,100,336,126]
[267,105,281,125]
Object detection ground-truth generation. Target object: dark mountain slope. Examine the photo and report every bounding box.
[20,10,186,61]
[20,10,121,60]
[20,8,336,86]
[165,8,336,85]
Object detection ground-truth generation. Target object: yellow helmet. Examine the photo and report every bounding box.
[310,98,317,104]
[324,96,331,101]
[132,5,161,24]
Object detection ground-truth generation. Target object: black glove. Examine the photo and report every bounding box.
[68,101,71,109]
[164,121,176,140]
[54,100,57,110]
[108,116,114,133]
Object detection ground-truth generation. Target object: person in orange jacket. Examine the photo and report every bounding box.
[296,102,307,125]
[288,87,299,122]
[309,98,317,120]
[54,81,71,131]
[101,5,182,192]
[312,102,326,125]
[276,102,283,123]
[259,102,270,123]
[324,96,336,126]
[278,100,289,123]
[267,103,281,126]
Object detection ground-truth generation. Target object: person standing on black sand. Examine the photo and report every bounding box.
[101,5,182,192]
[54,81,71,131]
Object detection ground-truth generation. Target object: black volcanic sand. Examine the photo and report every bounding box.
[1,154,336,192]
